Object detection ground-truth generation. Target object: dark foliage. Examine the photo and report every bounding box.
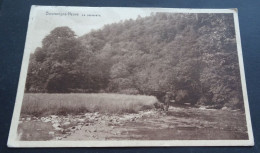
[25,13,243,110]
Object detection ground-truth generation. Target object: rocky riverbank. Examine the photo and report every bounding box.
[18,109,163,140]
[18,107,248,141]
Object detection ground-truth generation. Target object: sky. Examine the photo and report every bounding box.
[26,7,154,53]
[25,6,235,53]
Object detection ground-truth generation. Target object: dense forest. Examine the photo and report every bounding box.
[25,13,244,110]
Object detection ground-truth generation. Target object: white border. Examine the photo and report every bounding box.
[7,6,254,147]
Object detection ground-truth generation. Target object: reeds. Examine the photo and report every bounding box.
[21,93,157,116]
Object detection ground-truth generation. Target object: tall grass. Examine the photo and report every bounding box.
[21,93,158,116]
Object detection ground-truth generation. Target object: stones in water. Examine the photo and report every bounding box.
[26,117,31,121]
[41,117,51,123]
[63,121,71,126]
[55,137,62,140]
[77,118,85,122]
[52,123,63,131]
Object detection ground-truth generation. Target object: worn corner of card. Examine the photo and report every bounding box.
[231,8,238,13]
[8,6,254,147]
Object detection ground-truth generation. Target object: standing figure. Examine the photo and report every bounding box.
[164,92,171,111]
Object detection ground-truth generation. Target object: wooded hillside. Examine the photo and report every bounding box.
[25,13,244,109]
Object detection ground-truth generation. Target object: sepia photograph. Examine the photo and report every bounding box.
[8,6,253,147]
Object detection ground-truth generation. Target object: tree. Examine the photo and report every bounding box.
[26,13,243,109]
[26,27,86,93]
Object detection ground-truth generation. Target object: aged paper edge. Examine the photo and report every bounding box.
[7,5,254,147]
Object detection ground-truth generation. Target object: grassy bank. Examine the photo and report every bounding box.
[20,93,157,116]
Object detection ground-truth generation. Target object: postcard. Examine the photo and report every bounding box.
[7,6,254,147]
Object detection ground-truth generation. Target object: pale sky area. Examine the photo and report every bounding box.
[27,7,154,53]
[25,6,235,53]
